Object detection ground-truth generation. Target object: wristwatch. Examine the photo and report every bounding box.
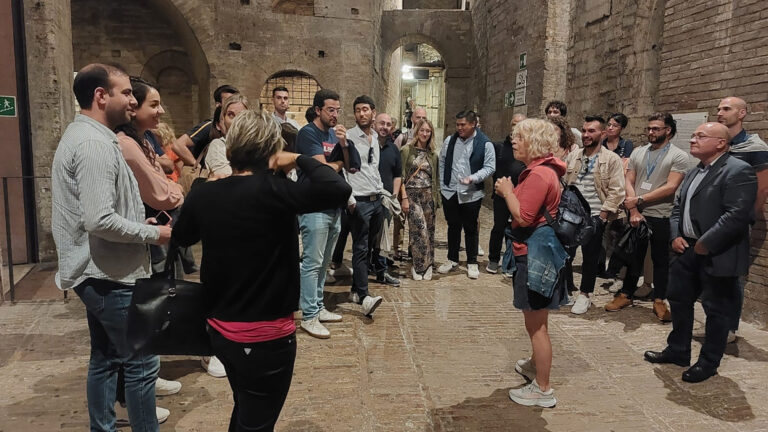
[637,195,644,206]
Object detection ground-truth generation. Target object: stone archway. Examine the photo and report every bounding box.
[141,50,198,133]
[380,9,474,135]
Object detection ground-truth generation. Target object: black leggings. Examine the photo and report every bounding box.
[209,328,297,432]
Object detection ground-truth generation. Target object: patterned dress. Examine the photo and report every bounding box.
[405,148,436,273]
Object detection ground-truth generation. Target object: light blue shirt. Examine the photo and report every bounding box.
[438,131,496,203]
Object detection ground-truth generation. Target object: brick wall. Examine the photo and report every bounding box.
[657,0,768,325]
[471,0,550,141]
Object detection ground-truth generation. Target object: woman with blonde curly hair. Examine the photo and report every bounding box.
[400,118,441,280]
[172,109,351,430]
[494,118,568,408]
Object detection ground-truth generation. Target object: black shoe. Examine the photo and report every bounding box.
[643,350,690,367]
[682,363,717,383]
[377,272,401,287]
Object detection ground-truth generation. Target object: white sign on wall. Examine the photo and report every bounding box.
[516,70,527,89]
[671,111,709,169]
[514,87,526,107]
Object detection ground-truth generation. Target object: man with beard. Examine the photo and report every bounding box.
[713,96,768,342]
[296,89,354,339]
[343,96,389,317]
[52,64,172,430]
[605,112,689,321]
[563,116,625,314]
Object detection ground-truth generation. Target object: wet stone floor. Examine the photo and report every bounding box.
[2,205,768,431]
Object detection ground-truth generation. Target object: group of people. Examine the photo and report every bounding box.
[51,61,767,431]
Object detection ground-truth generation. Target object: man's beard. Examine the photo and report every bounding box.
[650,132,667,145]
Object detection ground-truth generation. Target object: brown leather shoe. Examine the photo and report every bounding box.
[605,293,632,311]
[653,299,672,322]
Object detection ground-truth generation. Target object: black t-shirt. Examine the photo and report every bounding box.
[186,119,214,158]
[378,137,402,194]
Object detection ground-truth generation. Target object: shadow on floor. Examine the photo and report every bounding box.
[429,387,550,432]
[556,301,666,333]
[653,367,754,422]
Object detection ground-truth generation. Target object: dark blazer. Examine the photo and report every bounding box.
[670,153,757,277]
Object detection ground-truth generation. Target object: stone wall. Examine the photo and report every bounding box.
[656,0,768,325]
[24,0,75,261]
[565,0,665,144]
[471,0,550,141]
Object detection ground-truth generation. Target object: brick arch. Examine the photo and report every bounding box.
[140,50,198,134]
[147,0,213,119]
[380,9,474,133]
[259,70,323,127]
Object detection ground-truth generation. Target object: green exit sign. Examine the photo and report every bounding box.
[0,96,16,117]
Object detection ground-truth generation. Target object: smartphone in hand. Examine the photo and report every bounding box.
[154,211,172,226]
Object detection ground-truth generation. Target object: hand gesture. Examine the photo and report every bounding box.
[335,124,348,147]
[494,177,514,199]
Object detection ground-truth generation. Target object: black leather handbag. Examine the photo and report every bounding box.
[613,219,653,266]
[127,246,212,356]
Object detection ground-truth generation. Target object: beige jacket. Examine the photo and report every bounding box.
[564,145,625,217]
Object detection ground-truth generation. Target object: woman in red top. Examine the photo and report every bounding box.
[495,118,567,408]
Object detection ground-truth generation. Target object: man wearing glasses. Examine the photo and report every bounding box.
[605,112,689,321]
[295,89,356,339]
[644,122,756,383]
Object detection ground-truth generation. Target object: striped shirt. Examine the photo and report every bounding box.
[573,155,603,216]
[51,114,159,290]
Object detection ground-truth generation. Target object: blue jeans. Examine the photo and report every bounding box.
[299,209,341,319]
[75,279,160,432]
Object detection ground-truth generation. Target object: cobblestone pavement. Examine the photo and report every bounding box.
[2,205,768,431]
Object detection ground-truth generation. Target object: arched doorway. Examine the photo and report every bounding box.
[259,71,321,128]
[398,43,446,142]
[141,50,198,134]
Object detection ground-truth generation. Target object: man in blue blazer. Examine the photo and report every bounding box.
[643,122,757,383]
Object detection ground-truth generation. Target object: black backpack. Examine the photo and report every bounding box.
[540,179,597,249]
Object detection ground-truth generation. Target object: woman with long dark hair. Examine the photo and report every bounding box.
[172,110,351,431]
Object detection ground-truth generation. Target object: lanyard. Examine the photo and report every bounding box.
[579,155,598,181]
[645,143,671,181]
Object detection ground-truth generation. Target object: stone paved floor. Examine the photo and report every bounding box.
[2,205,768,431]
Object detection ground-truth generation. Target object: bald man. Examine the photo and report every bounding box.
[644,122,756,383]
[715,96,768,340]
[394,107,428,149]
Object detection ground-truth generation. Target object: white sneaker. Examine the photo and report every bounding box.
[508,380,556,408]
[728,330,737,344]
[478,245,485,256]
[515,357,537,382]
[325,270,336,284]
[300,316,330,339]
[330,262,353,276]
[156,377,181,396]
[412,266,423,281]
[318,308,342,323]
[201,355,227,378]
[349,291,360,304]
[115,403,170,426]
[570,293,591,315]
[438,260,458,274]
[362,295,383,316]
[423,266,433,281]
[467,264,480,279]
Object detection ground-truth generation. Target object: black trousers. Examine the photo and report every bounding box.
[665,245,739,369]
[619,216,670,299]
[331,207,351,265]
[565,218,605,295]
[442,195,482,264]
[488,195,511,264]
[351,198,384,297]
[209,328,296,432]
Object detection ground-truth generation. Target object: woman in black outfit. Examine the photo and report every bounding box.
[172,109,351,431]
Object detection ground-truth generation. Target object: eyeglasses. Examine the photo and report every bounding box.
[323,107,342,115]
[690,133,722,141]
[606,123,621,129]
[646,126,669,132]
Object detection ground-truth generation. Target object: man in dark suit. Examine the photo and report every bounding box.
[644,122,757,383]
